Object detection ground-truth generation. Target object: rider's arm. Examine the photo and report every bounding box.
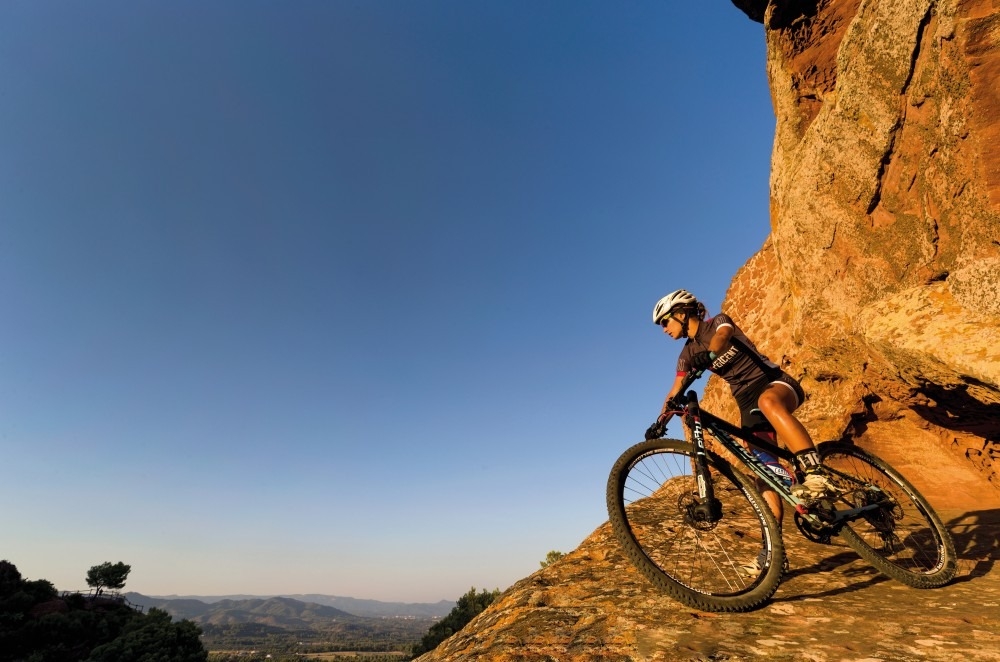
[660,317,736,418]
[707,322,734,356]
[660,373,689,418]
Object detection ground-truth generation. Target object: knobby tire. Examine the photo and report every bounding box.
[606,438,784,612]
[820,441,957,588]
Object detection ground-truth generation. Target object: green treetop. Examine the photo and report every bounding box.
[86,561,132,594]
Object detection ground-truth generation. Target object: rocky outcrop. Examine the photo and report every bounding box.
[702,0,1000,507]
[416,508,1000,661]
[731,0,769,23]
[417,1,1000,659]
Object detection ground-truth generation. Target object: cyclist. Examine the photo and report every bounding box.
[644,289,838,570]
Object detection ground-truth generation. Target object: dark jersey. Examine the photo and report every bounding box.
[676,313,781,399]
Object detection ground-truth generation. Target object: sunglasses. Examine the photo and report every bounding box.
[659,314,680,328]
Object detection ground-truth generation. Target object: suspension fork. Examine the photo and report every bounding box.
[686,390,723,523]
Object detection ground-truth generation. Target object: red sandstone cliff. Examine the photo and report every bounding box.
[705,0,1000,511]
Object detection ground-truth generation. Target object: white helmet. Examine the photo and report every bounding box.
[652,289,698,324]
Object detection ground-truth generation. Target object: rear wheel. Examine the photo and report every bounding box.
[606,439,784,612]
[820,441,956,587]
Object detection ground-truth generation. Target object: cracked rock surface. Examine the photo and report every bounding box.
[707,0,1000,495]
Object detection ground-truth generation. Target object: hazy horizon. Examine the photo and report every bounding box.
[136,591,453,605]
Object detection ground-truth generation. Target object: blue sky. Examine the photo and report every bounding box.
[0,1,773,602]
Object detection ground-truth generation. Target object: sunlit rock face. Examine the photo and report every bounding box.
[703,0,1000,508]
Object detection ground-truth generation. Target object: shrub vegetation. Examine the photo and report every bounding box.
[408,587,500,659]
[0,559,207,662]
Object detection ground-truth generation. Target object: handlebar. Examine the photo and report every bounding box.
[661,369,707,419]
[679,368,706,395]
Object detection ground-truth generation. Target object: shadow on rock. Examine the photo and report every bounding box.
[773,551,890,603]
[946,508,1000,581]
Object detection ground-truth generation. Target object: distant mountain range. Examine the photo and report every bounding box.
[123,593,449,652]
[127,593,454,620]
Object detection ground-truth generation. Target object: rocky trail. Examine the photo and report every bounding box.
[418,507,1000,662]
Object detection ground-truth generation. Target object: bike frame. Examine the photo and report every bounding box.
[670,376,883,531]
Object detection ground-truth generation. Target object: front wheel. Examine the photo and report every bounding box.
[606,439,784,612]
[820,441,957,588]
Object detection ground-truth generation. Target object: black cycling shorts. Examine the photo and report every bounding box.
[733,372,806,433]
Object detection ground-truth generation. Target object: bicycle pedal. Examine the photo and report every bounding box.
[793,510,834,544]
[796,499,836,521]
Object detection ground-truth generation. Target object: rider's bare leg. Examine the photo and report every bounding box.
[758,383,841,500]
[756,384,815,453]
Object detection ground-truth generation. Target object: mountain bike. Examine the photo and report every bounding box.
[606,370,957,612]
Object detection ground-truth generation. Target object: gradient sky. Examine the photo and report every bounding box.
[0,1,773,603]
